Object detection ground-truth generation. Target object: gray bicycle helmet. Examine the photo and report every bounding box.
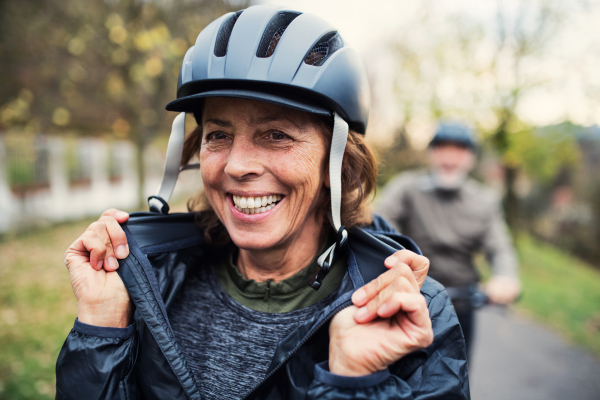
[166,4,369,133]
[429,122,477,151]
[149,5,371,289]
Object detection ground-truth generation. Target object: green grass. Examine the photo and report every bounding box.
[0,223,599,398]
[515,235,600,357]
[0,221,89,400]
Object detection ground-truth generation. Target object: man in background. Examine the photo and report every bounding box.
[376,122,521,360]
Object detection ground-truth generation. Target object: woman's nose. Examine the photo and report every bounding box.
[224,138,265,180]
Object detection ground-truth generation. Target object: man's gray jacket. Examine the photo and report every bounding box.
[376,170,518,289]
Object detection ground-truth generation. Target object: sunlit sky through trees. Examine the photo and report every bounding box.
[259,0,600,147]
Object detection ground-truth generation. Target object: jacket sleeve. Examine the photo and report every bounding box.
[55,319,139,400]
[307,290,470,399]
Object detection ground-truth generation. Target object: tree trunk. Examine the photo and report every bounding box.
[502,165,520,232]
[135,135,146,210]
[492,112,520,233]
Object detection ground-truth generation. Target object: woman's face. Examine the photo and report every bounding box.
[200,97,329,251]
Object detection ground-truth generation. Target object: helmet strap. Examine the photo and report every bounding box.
[149,112,187,214]
[310,113,349,290]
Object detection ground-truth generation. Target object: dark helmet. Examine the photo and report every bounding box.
[165,4,370,134]
[429,122,477,151]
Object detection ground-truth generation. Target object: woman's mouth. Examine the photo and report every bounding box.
[232,194,283,215]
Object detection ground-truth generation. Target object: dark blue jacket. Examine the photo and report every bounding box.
[55,213,470,399]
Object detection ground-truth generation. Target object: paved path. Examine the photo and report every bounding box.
[470,307,600,400]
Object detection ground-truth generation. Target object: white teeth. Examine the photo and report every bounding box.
[233,194,284,214]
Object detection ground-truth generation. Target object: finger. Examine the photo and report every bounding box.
[64,238,93,271]
[391,262,419,292]
[79,231,107,271]
[88,217,127,272]
[394,311,434,349]
[354,276,414,323]
[101,208,129,224]
[352,262,417,307]
[385,250,429,288]
[375,277,415,317]
[87,221,118,271]
[385,292,431,328]
[100,216,129,260]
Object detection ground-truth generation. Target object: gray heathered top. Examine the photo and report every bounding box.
[168,265,338,400]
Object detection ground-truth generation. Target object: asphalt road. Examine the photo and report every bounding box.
[469,307,600,400]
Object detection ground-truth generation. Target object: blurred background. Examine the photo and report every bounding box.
[1,0,600,399]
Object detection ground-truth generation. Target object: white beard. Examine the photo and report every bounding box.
[431,168,468,190]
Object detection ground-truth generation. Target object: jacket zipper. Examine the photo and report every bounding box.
[241,299,353,400]
[264,280,272,301]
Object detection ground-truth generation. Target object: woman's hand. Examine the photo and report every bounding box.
[64,209,133,328]
[328,250,433,376]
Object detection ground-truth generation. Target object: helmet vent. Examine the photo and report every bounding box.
[304,32,343,66]
[214,10,243,57]
[256,11,301,58]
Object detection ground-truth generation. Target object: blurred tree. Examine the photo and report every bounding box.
[382,1,568,231]
[375,126,427,186]
[507,122,580,187]
[0,0,248,208]
[486,1,565,230]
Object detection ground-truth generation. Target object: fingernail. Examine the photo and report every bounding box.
[97,260,103,270]
[378,303,388,315]
[355,306,369,320]
[385,255,399,267]
[116,245,128,259]
[352,289,367,305]
[108,256,118,270]
[116,211,129,219]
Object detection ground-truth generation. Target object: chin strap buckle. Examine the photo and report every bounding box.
[336,225,348,250]
[309,260,330,291]
[148,195,170,214]
[309,226,347,290]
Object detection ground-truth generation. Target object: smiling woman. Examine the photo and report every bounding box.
[183,98,378,250]
[55,5,469,400]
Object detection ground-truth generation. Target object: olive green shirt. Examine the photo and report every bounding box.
[215,239,347,313]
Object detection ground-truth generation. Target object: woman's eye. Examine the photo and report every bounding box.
[206,132,228,141]
[269,131,291,141]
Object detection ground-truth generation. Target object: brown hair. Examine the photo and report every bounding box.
[181,117,378,246]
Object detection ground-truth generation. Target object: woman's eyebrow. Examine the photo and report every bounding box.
[204,115,303,129]
[253,115,302,129]
[204,118,232,127]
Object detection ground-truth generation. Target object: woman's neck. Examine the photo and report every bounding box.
[236,219,325,283]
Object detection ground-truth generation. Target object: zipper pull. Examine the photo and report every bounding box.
[264,280,272,301]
